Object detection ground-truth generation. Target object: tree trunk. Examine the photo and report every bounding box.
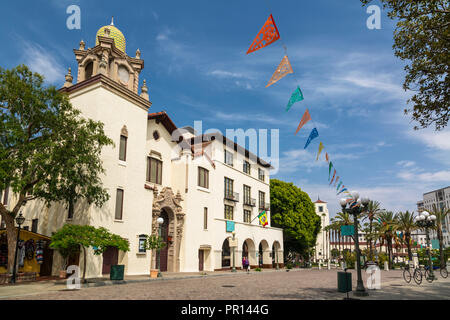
[1,210,17,274]
[406,233,413,261]
[387,238,393,269]
[82,246,87,283]
[438,227,445,269]
[369,217,373,260]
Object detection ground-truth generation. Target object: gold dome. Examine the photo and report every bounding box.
[95,18,126,53]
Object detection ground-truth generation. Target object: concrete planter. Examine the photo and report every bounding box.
[150,269,158,278]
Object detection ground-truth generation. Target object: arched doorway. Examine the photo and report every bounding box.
[221,238,231,268]
[272,241,281,268]
[159,209,170,272]
[242,239,256,268]
[259,240,270,268]
[152,187,185,272]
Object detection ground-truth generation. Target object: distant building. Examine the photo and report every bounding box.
[313,198,330,262]
[420,186,450,248]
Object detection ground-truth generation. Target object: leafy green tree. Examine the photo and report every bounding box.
[361,200,382,261]
[0,65,113,273]
[428,204,450,268]
[50,224,130,282]
[376,211,398,269]
[395,210,416,261]
[361,0,450,131]
[270,179,321,260]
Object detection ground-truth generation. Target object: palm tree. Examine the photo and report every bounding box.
[395,211,417,261]
[332,212,353,255]
[429,204,450,268]
[377,211,398,269]
[361,200,382,261]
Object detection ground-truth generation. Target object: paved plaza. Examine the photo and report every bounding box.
[0,268,449,300]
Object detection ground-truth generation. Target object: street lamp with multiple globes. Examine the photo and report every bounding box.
[156,217,164,278]
[339,191,370,297]
[413,211,436,281]
[11,212,26,284]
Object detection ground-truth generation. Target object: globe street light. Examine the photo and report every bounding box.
[414,211,436,281]
[156,217,164,278]
[11,212,26,284]
[340,191,370,297]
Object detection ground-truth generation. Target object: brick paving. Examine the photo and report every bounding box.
[2,269,449,300]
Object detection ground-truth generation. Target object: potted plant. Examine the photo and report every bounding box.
[144,234,166,278]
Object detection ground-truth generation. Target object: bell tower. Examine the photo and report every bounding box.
[72,17,146,96]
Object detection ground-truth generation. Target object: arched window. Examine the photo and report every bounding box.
[85,61,93,80]
[221,239,230,267]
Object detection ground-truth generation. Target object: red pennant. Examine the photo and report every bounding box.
[246,14,280,54]
[295,109,311,135]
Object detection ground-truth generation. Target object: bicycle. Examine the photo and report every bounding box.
[403,264,422,285]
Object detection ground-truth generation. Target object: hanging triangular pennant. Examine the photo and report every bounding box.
[337,187,348,195]
[266,55,293,87]
[334,176,340,187]
[336,181,343,192]
[316,142,324,161]
[286,86,304,111]
[295,109,311,135]
[325,153,329,163]
[304,128,318,149]
[246,14,280,54]
[328,162,333,180]
[329,170,336,185]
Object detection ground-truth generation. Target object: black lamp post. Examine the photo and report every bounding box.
[231,231,236,272]
[11,212,26,284]
[340,191,369,297]
[414,211,436,281]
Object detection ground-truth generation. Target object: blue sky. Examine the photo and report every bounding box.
[1,0,449,217]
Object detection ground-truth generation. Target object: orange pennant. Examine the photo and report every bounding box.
[295,109,311,135]
[325,153,329,163]
[266,55,293,87]
[247,14,280,54]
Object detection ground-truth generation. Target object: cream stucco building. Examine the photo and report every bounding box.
[1,20,284,278]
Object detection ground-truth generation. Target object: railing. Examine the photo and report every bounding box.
[259,202,270,211]
[243,198,256,207]
[224,192,239,202]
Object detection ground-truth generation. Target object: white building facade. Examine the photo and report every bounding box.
[1,20,284,278]
[421,186,450,248]
[313,199,330,262]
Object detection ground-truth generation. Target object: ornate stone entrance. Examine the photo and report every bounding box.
[152,187,185,272]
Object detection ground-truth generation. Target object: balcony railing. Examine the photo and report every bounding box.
[224,192,239,202]
[259,202,270,211]
[243,198,256,207]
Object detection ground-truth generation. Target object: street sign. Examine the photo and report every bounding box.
[431,239,439,249]
[341,225,354,236]
[229,239,238,247]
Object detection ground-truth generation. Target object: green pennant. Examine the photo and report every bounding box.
[286,86,304,111]
[328,161,333,180]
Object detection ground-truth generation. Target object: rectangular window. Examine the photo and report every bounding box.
[224,150,233,166]
[115,189,124,220]
[31,219,38,233]
[68,201,74,219]
[258,168,265,182]
[243,160,251,174]
[147,157,163,185]
[259,191,265,209]
[224,205,234,220]
[198,167,209,189]
[138,235,146,253]
[243,185,251,205]
[204,207,208,230]
[244,209,251,223]
[224,177,233,198]
[119,135,127,161]
[319,206,323,212]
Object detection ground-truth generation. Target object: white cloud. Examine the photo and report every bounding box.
[397,170,450,183]
[20,41,65,84]
[408,130,450,151]
[208,70,247,79]
[397,160,416,168]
